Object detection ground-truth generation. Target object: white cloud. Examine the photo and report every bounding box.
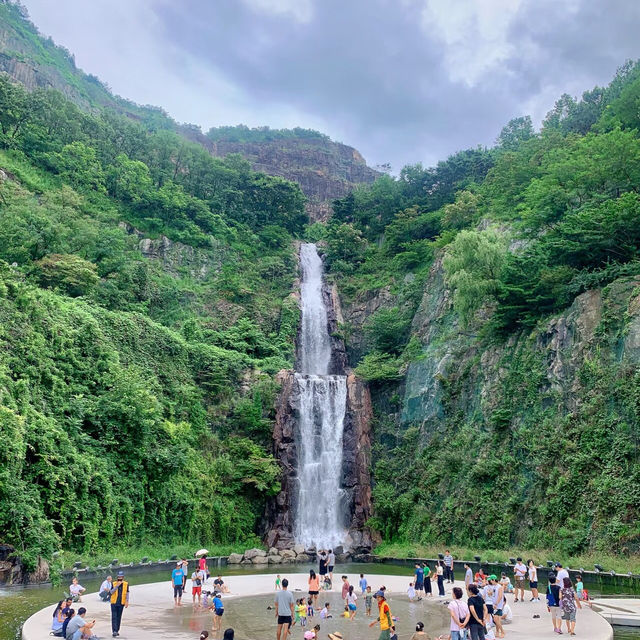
[239,0,314,23]
[419,0,523,85]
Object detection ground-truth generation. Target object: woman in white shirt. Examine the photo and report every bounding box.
[528,560,539,601]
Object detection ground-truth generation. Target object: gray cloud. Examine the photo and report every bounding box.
[22,0,640,170]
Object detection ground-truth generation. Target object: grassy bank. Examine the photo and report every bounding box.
[56,538,263,573]
[374,542,640,575]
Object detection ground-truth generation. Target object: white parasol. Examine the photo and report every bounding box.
[195,548,209,557]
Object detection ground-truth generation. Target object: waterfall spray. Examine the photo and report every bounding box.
[294,243,347,548]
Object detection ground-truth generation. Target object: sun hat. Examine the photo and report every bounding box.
[489,574,497,580]
[304,633,315,640]
[375,590,385,598]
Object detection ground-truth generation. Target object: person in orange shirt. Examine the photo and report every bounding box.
[369,590,393,640]
[308,569,320,608]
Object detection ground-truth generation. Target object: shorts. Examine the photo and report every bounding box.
[309,590,319,595]
[549,606,561,619]
[415,581,424,591]
[328,565,334,572]
[348,604,357,611]
[494,608,503,617]
[192,586,202,596]
[515,577,525,588]
[486,604,494,615]
[378,630,391,640]
[562,610,576,621]
[530,581,538,589]
[214,608,224,617]
[173,585,183,597]
[278,615,292,625]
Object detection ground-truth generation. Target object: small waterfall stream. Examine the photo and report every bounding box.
[294,243,347,548]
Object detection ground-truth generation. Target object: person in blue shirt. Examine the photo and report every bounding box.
[359,574,368,595]
[172,562,185,606]
[211,592,224,632]
[414,563,425,596]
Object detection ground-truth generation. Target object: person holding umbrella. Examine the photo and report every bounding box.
[196,549,209,579]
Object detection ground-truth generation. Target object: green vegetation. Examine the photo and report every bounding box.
[207,125,329,143]
[56,540,260,573]
[323,60,640,556]
[0,69,305,568]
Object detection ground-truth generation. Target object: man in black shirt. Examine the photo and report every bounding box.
[467,584,488,640]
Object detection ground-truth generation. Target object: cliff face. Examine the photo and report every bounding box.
[201,136,380,222]
[338,255,640,551]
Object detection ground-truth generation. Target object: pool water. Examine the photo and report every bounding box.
[1,563,638,640]
[169,592,449,640]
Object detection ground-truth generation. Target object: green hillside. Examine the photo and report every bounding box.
[0,71,303,568]
[321,60,640,556]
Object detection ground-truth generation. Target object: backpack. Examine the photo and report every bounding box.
[546,585,557,607]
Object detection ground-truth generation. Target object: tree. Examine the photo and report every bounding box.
[443,228,508,325]
[54,142,106,193]
[35,254,99,297]
[496,116,534,150]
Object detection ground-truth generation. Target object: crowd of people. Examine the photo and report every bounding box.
[50,570,129,639]
[49,550,592,640]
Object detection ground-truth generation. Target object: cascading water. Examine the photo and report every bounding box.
[294,243,347,548]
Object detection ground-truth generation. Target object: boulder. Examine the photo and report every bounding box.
[333,545,344,555]
[280,549,296,559]
[251,555,269,564]
[269,547,279,556]
[281,557,296,564]
[295,553,311,563]
[268,555,282,564]
[293,544,305,555]
[244,548,267,560]
[227,553,243,564]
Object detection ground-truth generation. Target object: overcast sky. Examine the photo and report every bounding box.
[22,0,640,170]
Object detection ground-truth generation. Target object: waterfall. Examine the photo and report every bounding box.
[294,243,347,548]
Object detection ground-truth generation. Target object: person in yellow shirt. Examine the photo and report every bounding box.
[109,571,130,638]
[369,591,392,640]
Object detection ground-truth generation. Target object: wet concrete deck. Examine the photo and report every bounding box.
[22,571,614,640]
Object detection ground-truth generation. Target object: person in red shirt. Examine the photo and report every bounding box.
[199,555,208,578]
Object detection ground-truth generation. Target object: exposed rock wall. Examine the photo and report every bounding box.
[0,544,49,585]
[119,222,222,279]
[202,137,380,222]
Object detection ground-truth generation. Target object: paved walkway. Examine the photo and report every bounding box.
[22,572,614,640]
[591,597,640,627]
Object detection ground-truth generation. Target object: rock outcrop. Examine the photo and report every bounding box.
[0,544,49,585]
[191,136,380,223]
[119,223,222,279]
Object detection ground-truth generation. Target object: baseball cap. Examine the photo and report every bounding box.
[489,574,497,580]
[117,571,125,578]
[375,590,385,598]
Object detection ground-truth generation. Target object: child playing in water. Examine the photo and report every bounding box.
[341,606,350,618]
[307,597,314,618]
[408,582,417,601]
[365,586,373,616]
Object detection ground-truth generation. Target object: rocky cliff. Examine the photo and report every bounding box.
[203,136,379,221]
[337,254,640,552]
